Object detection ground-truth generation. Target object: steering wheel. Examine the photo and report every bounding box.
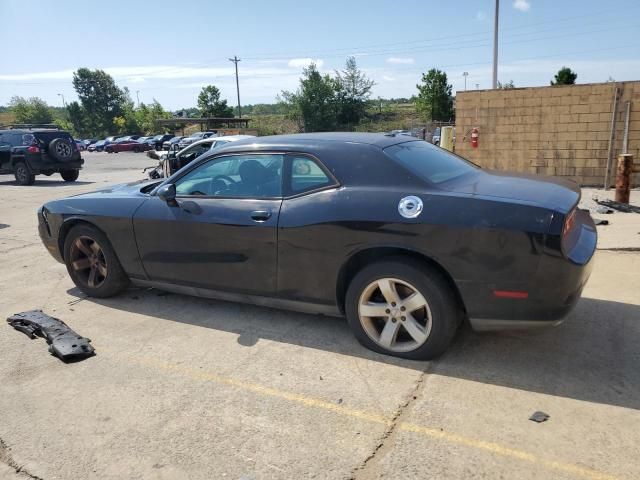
[213,174,237,185]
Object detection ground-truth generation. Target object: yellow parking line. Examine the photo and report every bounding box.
[100,348,622,480]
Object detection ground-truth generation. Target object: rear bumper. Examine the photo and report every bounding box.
[27,154,84,174]
[463,210,596,331]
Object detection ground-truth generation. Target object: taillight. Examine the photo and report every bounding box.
[563,209,576,238]
[27,145,40,154]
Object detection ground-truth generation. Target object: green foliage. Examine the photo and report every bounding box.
[281,63,338,132]
[416,69,454,121]
[135,100,172,134]
[334,57,375,126]
[73,68,127,136]
[551,67,577,85]
[497,80,516,89]
[197,85,234,117]
[8,96,54,124]
[66,101,88,137]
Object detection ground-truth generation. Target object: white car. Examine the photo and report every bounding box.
[161,135,255,177]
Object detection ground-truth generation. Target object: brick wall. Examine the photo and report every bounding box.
[454,81,640,186]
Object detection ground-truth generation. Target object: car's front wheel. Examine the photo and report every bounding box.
[14,161,35,186]
[64,224,129,298]
[345,259,460,360]
[60,169,79,182]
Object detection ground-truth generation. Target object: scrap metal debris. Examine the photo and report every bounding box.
[594,219,610,226]
[7,310,95,361]
[595,206,614,214]
[529,411,550,423]
[595,199,640,214]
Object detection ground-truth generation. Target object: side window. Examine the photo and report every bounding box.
[288,156,334,194]
[175,154,283,198]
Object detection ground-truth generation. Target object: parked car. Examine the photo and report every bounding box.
[88,140,107,152]
[75,140,86,151]
[177,131,216,149]
[163,136,185,150]
[105,139,151,153]
[432,127,441,145]
[0,128,83,185]
[159,134,255,177]
[37,133,596,359]
[147,134,175,150]
[137,136,152,143]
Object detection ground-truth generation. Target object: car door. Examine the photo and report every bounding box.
[133,153,284,296]
[0,134,11,171]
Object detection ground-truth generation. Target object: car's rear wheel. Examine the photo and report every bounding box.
[133,147,140,153]
[14,162,35,185]
[64,224,129,298]
[60,169,79,182]
[345,259,460,360]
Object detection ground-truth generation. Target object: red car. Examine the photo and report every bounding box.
[105,140,151,153]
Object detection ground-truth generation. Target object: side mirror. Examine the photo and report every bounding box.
[157,183,176,204]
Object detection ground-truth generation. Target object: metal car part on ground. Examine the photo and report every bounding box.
[7,310,95,361]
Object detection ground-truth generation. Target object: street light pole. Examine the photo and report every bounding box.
[492,0,499,89]
[57,93,66,108]
[463,72,469,91]
[229,55,242,118]
[136,90,140,107]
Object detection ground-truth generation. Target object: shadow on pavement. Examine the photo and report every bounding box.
[0,180,94,187]
[69,287,639,410]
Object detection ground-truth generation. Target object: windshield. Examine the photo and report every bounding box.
[384,141,478,184]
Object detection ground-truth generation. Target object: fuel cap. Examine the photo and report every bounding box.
[398,196,423,219]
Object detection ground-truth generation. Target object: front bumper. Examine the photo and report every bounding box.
[37,207,64,263]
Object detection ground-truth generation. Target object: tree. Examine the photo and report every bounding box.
[72,68,127,136]
[8,96,54,124]
[197,85,234,117]
[135,100,171,134]
[416,69,454,121]
[498,80,516,89]
[66,101,87,137]
[334,57,374,126]
[281,63,338,132]
[551,67,577,85]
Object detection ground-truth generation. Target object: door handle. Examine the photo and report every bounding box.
[250,210,271,222]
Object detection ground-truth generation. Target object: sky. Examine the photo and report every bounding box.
[1,0,639,110]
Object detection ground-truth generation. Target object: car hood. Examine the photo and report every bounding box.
[446,170,580,213]
[66,179,160,199]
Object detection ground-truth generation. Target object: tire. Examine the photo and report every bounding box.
[49,138,73,162]
[345,258,460,360]
[60,169,79,182]
[133,147,140,153]
[63,224,129,298]
[14,161,35,186]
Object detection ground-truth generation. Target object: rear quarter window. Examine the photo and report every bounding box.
[384,141,478,184]
[34,132,73,144]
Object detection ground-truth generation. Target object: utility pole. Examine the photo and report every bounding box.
[229,55,242,118]
[492,0,499,89]
[57,93,66,108]
[475,83,480,90]
[136,90,140,107]
[463,72,469,91]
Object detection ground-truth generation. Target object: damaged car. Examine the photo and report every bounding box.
[37,133,597,359]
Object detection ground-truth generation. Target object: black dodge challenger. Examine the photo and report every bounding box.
[38,133,597,359]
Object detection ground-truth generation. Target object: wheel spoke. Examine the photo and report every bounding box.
[403,314,428,345]
[360,302,389,317]
[377,279,400,305]
[378,319,401,348]
[72,258,91,271]
[90,242,101,254]
[88,266,97,287]
[97,263,107,277]
[401,292,427,313]
[75,238,92,256]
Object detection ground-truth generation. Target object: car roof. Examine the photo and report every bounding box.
[217,134,255,142]
[225,132,415,150]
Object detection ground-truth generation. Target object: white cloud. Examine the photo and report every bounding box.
[287,58,324,68]
[386,57,415,65]
[382,75,395,82]
[513,0,531,12]
[476,11,487,21]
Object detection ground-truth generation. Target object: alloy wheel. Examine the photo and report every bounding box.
[358,277,432,353]
[69,236,108,288]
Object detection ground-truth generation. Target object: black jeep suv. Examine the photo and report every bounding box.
[0,128,84,185]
